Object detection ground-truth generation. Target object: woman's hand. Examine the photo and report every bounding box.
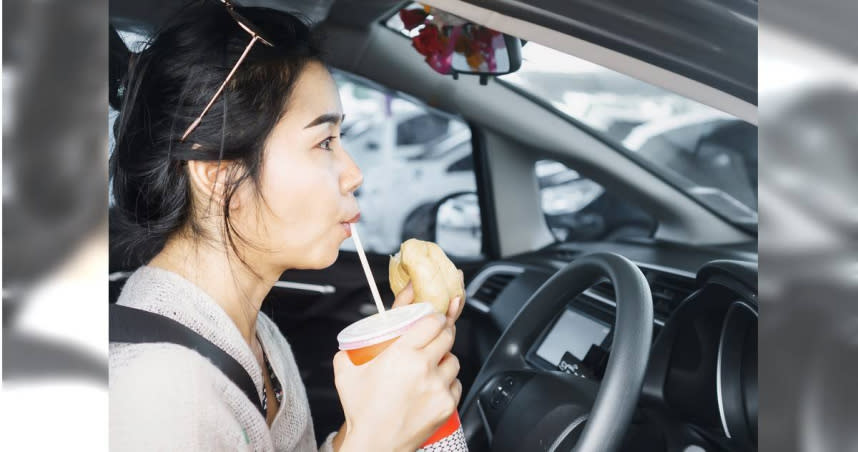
[392,269,466,326]
[333,313,462,452]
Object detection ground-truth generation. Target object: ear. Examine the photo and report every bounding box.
[186,160,241,212]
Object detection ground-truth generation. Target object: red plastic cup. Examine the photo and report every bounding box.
[337,302,468,451]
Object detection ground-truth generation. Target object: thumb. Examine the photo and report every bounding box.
[333,350,356,376]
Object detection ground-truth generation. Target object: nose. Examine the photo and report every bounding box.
[339,149,363,195]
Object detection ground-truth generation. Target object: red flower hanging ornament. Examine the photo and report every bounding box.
[399,6,505,75]
[399,8,427,31]
[412,25,445,57]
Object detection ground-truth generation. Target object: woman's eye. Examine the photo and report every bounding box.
[319,132,345,152]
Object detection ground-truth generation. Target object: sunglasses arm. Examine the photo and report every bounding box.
[180,34,261,142]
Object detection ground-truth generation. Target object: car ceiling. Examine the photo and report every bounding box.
[110,0,401,34]
[453,0,758,106]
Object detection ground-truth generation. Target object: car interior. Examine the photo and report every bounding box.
[109,1,758,451]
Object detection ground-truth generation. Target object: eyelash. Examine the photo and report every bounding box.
[319,132,346,152]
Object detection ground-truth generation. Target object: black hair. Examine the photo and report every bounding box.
[110,0,325,267]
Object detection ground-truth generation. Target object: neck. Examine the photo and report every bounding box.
[149,235,282,345]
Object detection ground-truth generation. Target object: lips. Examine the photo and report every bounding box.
[340,212,361,238]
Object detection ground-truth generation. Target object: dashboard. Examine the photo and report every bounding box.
[462,238,758,451]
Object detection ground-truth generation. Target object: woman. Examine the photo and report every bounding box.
[109,2,465,451]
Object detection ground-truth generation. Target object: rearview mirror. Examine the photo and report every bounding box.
[398,5,522,79]
[449,33,522,76]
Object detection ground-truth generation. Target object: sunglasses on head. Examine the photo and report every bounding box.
[180,0,274,142]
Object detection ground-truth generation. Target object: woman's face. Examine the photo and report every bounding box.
[232,61,363,273]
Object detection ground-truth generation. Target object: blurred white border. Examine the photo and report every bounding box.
[1,233,109,450]
[1,2,5,388]
[760,22,858,98]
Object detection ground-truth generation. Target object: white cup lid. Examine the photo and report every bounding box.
[337,302,437,350]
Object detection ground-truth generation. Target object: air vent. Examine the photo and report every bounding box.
[468,266,524,311]
[473,273,516,305]
[646,271,697,317]
[583,269,696,319]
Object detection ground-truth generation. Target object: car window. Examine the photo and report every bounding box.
[536,160,655,242]
[108,30,148,207]
[333,69,483,258]
[499,43,758,228]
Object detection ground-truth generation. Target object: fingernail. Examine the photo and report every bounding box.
[452,297,461,309]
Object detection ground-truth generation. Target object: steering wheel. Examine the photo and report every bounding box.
[460,252,653,452]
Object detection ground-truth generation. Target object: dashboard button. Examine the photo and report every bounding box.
[490,392,505,409]
[502,376,515,390]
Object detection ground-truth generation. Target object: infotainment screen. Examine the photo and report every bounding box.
[535,309,611,366]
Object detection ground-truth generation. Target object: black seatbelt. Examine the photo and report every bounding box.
[109,304,265,417]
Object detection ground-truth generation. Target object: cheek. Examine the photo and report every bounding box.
[258,152,342,246]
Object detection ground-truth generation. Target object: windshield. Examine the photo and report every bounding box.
[497,43,758,227]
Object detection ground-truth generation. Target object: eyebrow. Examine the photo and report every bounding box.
[304,113,345,129]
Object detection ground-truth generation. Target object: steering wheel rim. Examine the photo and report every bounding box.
[460,252,653,452]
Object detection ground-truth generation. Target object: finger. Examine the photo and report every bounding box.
[391,282,414,309]
[422,324,455,364]
[397,313,446,350]
[456,293,465,321]
[455,270,467,321]
[446,297,461,326]
[450,378,463,406]
[437,352,460,384]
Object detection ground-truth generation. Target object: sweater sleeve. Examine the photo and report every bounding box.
[319,430,338,452]
[110,344,250,452]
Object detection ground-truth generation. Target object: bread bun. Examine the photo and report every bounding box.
[389,239,464,314]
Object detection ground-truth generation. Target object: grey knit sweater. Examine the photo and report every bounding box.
[110,266,337,452]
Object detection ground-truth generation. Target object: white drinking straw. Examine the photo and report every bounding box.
[350,223,386,314]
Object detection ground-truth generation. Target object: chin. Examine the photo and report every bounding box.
[320,248,340,269]
[295,230,347,269]
[300,244,340,270]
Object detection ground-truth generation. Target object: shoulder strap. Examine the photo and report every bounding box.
[109,304,265,417]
